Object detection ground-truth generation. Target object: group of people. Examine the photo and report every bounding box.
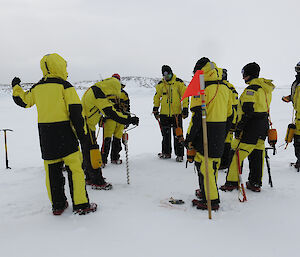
[153,58,300,211]
[12,53,139,215]
[11,52,300,215]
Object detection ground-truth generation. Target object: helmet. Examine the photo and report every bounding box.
[112,73,121,80]
[295,62,300,73]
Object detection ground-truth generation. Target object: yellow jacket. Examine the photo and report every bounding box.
[186,63,233,158]
[81,78,130,131]
[120,87,130,113]
[12,53,85,160]
[224,80,239,126]
[153,74,188,116]
[237,78,275,143]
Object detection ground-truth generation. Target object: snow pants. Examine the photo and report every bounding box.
[82,129,106,185]
[160,115,184,157]
[102,119,124,163]
[195,152,220,204]
[44,150,89,210]
[220,131,234,169]
[226,138,265,186]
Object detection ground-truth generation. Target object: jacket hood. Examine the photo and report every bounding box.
[201,62,223,81]
[248,78,275,93]
[40,53,68,80]
[95,77,121,98]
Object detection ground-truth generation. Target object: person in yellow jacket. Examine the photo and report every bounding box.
[101,74,131,166]
[11,53,97,215]
[153,65,189,162]
[220,62,275,192]
[185,57,233,210]
[219,69,239,170]
[81,75,139,188]
[282,61,300,168]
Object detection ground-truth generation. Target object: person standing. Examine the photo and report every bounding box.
[12,53,97,215]
[219,69,239,170]
[153,65,189,162]
[81,75,139,188]
[101,74,131,166]
[220,62,275,192]
[185,57,233,210]
[282,61,300,168]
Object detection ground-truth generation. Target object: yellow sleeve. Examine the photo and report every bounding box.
[12,85,35,108]
[96,98,129,124]
[295,86,300,120]
[153,84,162,108]
[180,83,189,108]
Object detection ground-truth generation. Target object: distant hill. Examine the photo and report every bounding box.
[0,76,168,94]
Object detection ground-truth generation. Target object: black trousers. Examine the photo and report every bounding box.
[101,137,122,164]
[294,134,300,164]
[248,149,263,186]
[160,115,184,157]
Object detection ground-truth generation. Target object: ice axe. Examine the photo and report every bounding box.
[1,129,13,169]
[265,147,273,187]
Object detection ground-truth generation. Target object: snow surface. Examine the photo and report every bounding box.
[0,80,300,257]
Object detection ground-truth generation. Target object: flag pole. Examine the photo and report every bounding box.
[199,71,212,219]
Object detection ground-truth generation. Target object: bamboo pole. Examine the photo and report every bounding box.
[199,71,212,219]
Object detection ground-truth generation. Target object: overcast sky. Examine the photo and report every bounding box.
[1,0,299,87]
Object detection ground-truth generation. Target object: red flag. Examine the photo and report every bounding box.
[181,70,204,102]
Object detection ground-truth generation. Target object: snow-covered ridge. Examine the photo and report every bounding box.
[0,76,290,94]
[0,76,163,94]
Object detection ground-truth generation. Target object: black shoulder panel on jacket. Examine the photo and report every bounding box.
[32,78,73,89]
[176,78,184,83]
[246,84,262,91]
[204,81,226,89]
[91,86,106,99]
[158,81,163,85]
[13,96,27,108]
[121,89,129,97]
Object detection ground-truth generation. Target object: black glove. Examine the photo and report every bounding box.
[282,95,291,103]
[182,108,189,119]
[152,107,160,120]
[12,77,21,88]
[129,116,139,126]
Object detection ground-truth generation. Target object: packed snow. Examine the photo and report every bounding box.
[0,78,299,257]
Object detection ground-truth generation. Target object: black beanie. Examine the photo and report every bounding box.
[222,69,228,81]
[162,65,173,75]
[242,62,260,79]
[193,57,210,73]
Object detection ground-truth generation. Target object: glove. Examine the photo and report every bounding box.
[12,77,21,88]
[282,95,291,103]
[152,107,160,120]
[182,108,189,119]
[129,116,139,126]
